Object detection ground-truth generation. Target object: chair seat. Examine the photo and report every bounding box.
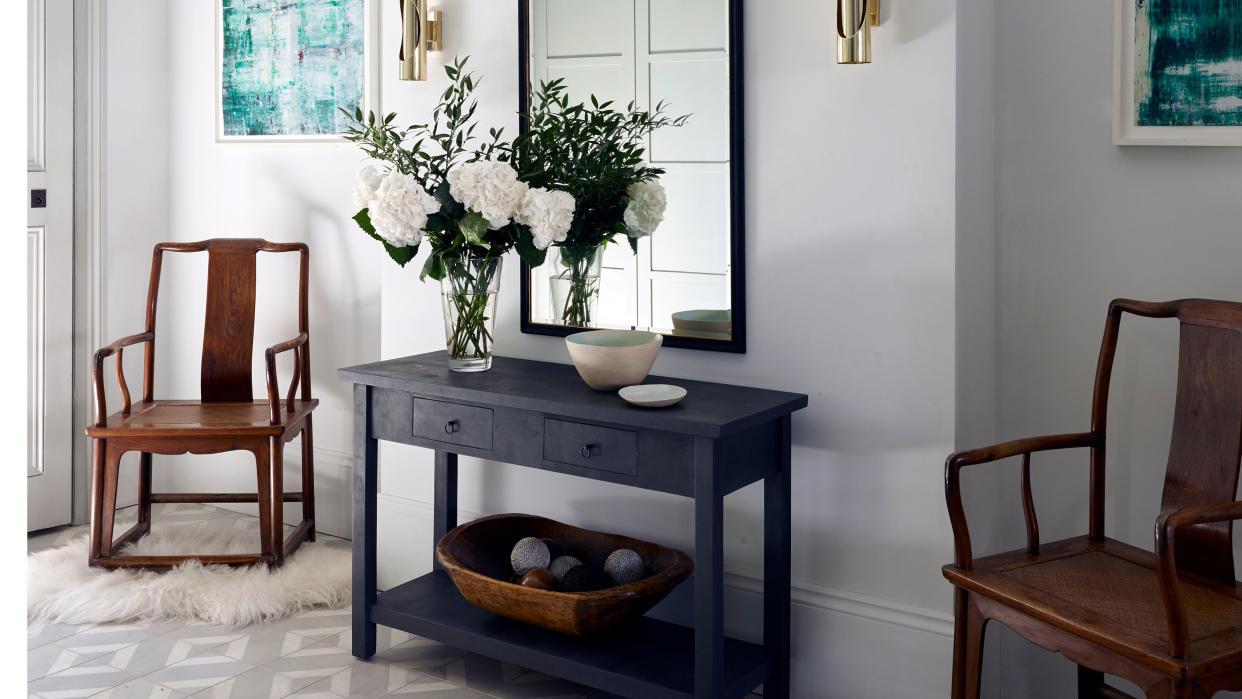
[85,399,318,438]
[944,536,1242,677]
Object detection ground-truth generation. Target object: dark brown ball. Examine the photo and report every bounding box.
[561,563,610,592]
[519,568,557,590]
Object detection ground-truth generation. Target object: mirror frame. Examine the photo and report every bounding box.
[516,0,747,353]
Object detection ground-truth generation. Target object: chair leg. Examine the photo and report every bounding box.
[254,441,273,559]
[270,436,285,566]
[89,440,106,562]
[98,447,124,558]
[137,452,153,537]
[301,417,316,542]
[951,589,987,699]
[1079,666,1105,698]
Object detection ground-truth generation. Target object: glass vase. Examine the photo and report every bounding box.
[549,244,604,328]
[441,255,503,372]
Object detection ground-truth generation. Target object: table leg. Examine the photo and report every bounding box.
[352,385,378,659]
[433,451,458,570]
[694,437,724,698]
[764,415,793,698]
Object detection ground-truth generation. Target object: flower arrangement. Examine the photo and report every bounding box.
[505,79,688,326]
[344,58,574,370]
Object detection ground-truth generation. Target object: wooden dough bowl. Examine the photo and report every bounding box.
[435,513,694,636]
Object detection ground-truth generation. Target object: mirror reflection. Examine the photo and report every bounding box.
[522,0,737,345]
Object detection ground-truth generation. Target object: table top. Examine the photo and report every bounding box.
[338,351,807,438]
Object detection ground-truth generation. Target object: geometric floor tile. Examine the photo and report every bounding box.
[52,623,177,661]
[189,665,318,699]
[217,610,352,667]
[28,621,89,651]
[27,653,146,699]
[140,652,255,694]
[29,505,628,699]
[27,642,88,681]
[93,677,188,699]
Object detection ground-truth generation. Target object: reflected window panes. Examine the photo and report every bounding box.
[522,0,741,350]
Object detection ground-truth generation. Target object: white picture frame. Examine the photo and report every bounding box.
[215,0,381,144]
[1113,0,1242,146]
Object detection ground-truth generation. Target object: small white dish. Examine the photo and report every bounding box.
[618,384,687,408]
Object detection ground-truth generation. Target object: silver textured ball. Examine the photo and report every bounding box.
[510,537,551,575]
[603,548,645,586]
[549,555,583,581]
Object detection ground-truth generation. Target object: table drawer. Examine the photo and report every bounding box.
[412,398,493,450]
[543,419,637,475]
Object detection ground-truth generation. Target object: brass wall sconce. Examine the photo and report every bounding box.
[837,0,880,64]
[399,0,443,81]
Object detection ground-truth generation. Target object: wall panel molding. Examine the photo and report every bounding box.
[28,0,46,171]
[72,0,108,525]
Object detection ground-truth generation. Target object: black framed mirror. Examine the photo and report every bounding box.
[517,0,746,353]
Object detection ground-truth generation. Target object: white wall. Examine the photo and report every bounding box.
[97,0,960,696]
[376,1,960,696]
[962,0,1242,695]
[96,0,172,513]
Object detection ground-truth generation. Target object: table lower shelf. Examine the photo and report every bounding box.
[369,571,770,699]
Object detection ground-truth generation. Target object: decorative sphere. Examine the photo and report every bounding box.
[562,563,610,592]
[519,568,557,590]
[510,537,551,575]
[604,549,645,586]
[541,538,563,559]
[549,555,583,581]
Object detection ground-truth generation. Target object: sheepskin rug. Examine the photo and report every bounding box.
[28,519,350,629]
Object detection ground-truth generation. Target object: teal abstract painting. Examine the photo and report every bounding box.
[220,0,365,137]
[1135,0,1242,126]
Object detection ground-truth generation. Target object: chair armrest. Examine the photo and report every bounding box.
[91,332,154,426]
[263,332,309,425]
[1154,501,1242,659]
[945,432,1100,569]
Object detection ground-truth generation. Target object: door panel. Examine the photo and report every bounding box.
[28,0,74,531]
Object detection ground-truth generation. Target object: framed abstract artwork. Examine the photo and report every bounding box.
[1114,0,1242,146]
[216,0,379,142]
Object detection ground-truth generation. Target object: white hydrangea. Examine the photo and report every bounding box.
[623,179,667,238]
[516,188,576,250]
[352,165,383,208]
[368,170,440,247]
[447,160,529,229]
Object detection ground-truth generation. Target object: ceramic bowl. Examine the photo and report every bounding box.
[671,309,732,336]
[565,330,662,391]
[618,384,687,408]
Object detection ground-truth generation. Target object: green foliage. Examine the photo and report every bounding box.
[353,209,417,267]
[506,79,688,250]
[340,57,517,267]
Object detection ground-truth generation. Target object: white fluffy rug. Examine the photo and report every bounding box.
[28,520,350,629]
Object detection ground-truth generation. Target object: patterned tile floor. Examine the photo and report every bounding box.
[28,504,619,699]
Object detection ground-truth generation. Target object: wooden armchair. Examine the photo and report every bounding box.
[944,299,1242,699]
[85,238,317,569]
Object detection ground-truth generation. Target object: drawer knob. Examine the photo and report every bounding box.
[580,444,599,459]
[444,420,460,435]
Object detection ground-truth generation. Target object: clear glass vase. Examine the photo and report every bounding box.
[441,255,503,372]
[549,244,604,328]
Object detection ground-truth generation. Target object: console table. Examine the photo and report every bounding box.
[339,351,808,698]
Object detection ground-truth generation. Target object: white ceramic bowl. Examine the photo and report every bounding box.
[565,330,663,391]
[671,309,732,336]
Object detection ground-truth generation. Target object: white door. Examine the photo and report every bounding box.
[28,0,75,531]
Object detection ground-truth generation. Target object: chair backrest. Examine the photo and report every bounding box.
[142,238,309,403]
[1091,299,1242,584]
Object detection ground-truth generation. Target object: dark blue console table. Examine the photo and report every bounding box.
[339,351,808,698]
